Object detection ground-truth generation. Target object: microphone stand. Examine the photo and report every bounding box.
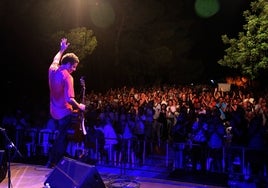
[0,127,23,188]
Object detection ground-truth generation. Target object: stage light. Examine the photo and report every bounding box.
[89,1,115,28]
[194,0,220,18]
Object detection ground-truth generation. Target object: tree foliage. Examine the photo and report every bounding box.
[51,27,97,62]
[218,0,268,80]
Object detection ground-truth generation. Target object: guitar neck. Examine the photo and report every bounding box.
[80,76,87,135]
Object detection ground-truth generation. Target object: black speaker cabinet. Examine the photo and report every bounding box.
[0,150,7,183]
[44,157,105,188]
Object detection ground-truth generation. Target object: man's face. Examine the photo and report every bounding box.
[67,62,78,74]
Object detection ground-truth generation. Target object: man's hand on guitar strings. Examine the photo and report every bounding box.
[79,103,86,111]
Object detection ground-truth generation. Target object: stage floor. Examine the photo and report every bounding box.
[0,163,227,188]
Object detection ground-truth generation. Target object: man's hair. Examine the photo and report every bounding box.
[61,53,79,65]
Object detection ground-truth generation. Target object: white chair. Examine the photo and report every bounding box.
[66,129,85,157]
[38,129,55,156]
[24,128,38,157]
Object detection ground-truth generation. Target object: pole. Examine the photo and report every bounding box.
[0,127,23,188]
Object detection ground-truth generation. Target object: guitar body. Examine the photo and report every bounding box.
[70,77,87,143]
[79,77,87,136]
[70,112,85,143]
[81,115,87,135]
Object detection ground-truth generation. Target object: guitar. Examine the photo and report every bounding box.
[80,76,87,135]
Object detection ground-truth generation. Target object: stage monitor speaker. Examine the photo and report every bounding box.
[44,157,105,188]
[0,150,7,183]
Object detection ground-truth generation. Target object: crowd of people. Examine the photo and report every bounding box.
[83,84,268,146]
[2,83,268,170]
[82,84,268,170]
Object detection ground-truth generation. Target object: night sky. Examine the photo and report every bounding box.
[1,0,251,105]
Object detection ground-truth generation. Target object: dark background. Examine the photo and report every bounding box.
[1,0,251,107]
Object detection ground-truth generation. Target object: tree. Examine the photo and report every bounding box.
[51,27,97,62]
[218,0,268,81]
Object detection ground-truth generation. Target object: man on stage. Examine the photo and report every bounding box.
[46,38,86,168]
